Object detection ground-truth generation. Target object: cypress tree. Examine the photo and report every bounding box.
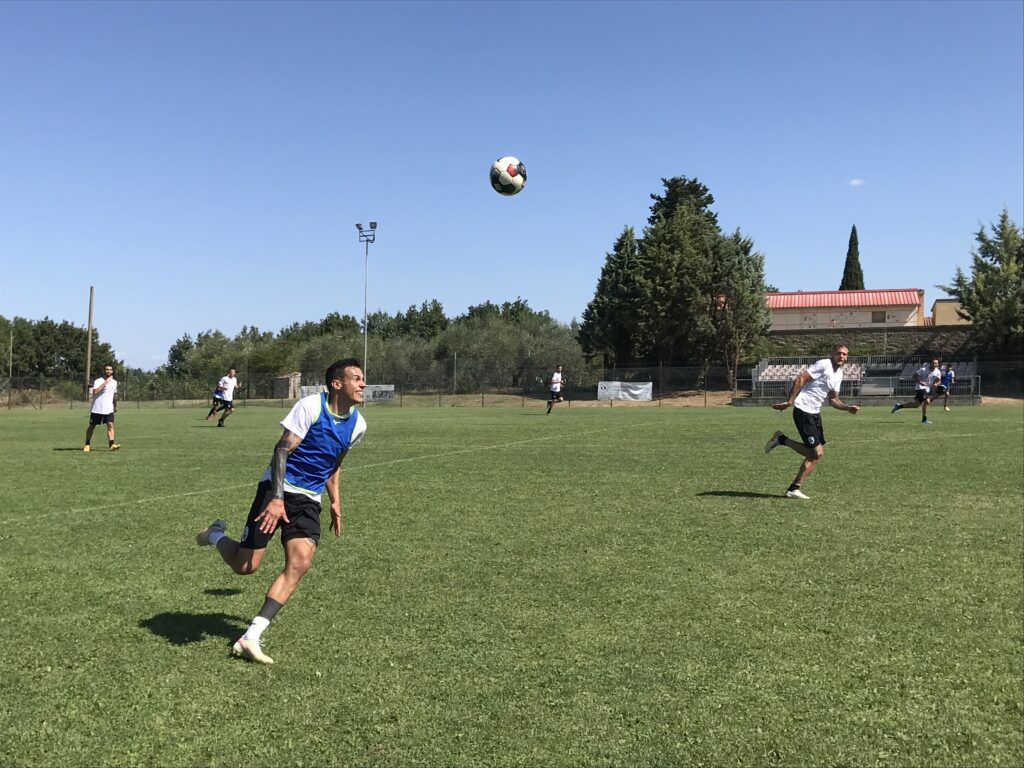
[840,225,865,290]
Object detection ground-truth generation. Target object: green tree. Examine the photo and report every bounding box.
[581,176,772,373]
[165,334,195,378]
[0,315,116,378]
[578,227,644,366]
[939,208,1023,352]
[365,310,398,340]
[396,300,449,340]
[840,225,865,290]
[717,230,773,387]
[648,176,718,229]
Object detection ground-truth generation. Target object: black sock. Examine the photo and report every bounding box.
[257,597,284,622]
[787,483,800,492]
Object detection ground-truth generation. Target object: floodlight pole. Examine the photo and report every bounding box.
[355,222,377,381]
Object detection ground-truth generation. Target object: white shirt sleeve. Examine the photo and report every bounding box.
[279,396,320,440]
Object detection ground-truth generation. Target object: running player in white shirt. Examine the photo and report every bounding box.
[891,357,941,424]
[206,367,240,427]
[763,344,860,499]
[546,365,565,414]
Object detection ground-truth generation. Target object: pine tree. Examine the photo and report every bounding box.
[939,208,1023,351]
[840,225,865,290]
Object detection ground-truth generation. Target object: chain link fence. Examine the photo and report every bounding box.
[1,358,1019,410]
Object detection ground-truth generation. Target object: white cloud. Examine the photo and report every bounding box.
[848,178,865,187]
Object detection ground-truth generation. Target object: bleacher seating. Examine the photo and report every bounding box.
[758,364,808,381]
[758,362,865,382]
[866,362,902,375]
[754,358,975,399]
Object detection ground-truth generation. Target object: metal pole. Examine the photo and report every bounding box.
[357,222,376,381]
[363,238,368,378]
[85,286,94,399]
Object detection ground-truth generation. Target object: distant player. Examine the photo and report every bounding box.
[83,364,121,452]
[937,364,956,411]
[546,365,565,415]
[892,357,941,424]
[763,344,859,499]
[196,359,367,664]
[206,367,240,427]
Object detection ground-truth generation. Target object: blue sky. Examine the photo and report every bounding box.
[1,0,1021,370]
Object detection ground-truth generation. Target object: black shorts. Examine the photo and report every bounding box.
[211,396,233,411]
[89,412,115,426]
[239,480,322,550]
[933,385,947,396]
[792,407,826,448]
[550,389,563,400]
[914,390,930,403]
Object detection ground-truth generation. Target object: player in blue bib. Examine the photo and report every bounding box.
[937,364,956,411]
[196,358,367,664]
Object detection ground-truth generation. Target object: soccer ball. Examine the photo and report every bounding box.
[490,156,527,196]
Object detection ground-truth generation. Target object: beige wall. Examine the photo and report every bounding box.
[932,299,971,326]
[770,306,921,331]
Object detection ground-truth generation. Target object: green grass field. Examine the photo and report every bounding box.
[1,402,1021,767]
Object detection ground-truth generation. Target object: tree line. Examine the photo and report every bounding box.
[3,179,1020,390]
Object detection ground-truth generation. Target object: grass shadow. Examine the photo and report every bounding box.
[140,611,246,647]
[697,490,782,499]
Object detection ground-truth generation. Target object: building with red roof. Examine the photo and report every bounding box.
[766,289,927,331]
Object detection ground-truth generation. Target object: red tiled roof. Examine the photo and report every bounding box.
[767,289,922,309]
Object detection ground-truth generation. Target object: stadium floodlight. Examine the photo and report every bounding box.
[356,222,377,381]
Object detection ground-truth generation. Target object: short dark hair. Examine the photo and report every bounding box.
[325,358,361,384]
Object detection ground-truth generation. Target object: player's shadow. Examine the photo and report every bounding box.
[140,611,246,647]
[697,490,782,499]
[204,587,242,596]
[54,447,91,451]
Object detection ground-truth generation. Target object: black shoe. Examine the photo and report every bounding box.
[217,421,225,428]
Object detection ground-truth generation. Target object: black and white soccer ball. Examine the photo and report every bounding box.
[490,156,527,196]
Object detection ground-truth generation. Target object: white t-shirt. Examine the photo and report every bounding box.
[792,359,843,415]
[216,375,238,402]
[90,377,117,415]
[914,365,939,392]
[550,371,563,393]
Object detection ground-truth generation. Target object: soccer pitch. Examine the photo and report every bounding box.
[1,403,1021,767]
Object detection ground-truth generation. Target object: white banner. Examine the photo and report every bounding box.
[363,384,395,403]
[597,381,652,401]
[299,384,394,403]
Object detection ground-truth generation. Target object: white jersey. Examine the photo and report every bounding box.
[216,375,238,402]
[90,377,117,415]
[792,359,843,415]
[550,371,563,393]
[914,365,938,392]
